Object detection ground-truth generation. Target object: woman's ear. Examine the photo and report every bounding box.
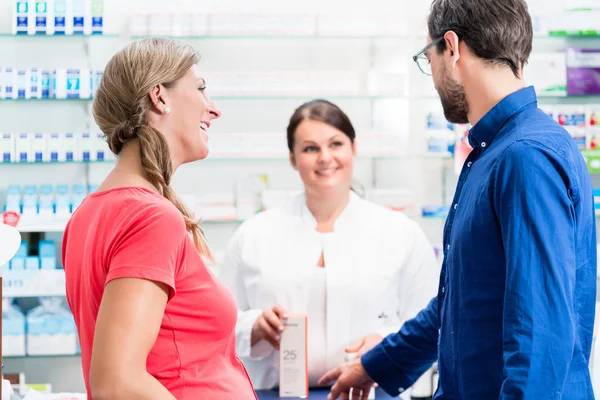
[289,152,298,170]
[148,84,169,114]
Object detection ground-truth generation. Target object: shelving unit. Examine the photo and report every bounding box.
[1,0,599,394]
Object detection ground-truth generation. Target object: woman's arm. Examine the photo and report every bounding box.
[89,277,176,400]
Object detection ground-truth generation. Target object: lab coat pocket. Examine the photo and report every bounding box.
[348,272,401,336]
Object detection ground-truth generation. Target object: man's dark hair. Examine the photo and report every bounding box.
[427,0,533,78]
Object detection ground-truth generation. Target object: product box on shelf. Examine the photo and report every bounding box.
[16,133,33,163]
[13,0,30,35]
[524,52,567,97]
[1,133,16,163]
[27,297,78,356]
[209,13,315,36]
[566,49,600,96]
[34,0,50,35]
[2,298,26,356]
[32,132,47,162]
[1,67,17,99]
[555,105,588,149]
[90,0,104,34]
[38,184,54,218]
[53,0,69,35]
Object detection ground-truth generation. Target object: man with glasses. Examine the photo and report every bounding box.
[318,0,597,399]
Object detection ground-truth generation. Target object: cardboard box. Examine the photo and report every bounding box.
[567,48,600,95]
[279,314,308,398]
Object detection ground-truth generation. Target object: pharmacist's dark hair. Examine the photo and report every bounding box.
[286,99,356,152]
[427,0,533,78]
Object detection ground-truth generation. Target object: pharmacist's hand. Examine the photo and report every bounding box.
[251,306,286,350]
[318,358,375,400]
[345,334,384,358]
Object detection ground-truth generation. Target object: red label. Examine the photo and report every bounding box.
[2,211,20,227]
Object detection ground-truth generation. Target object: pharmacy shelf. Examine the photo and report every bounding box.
[2,269,66,298]
[131,34,409,40]
[0,93,407,101]
[3,354,80,359]
[0,33,118,38]
[546,31,599,37]
[12,219,245,233]
[0,154,453,167]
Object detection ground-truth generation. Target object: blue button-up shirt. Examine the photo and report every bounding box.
[362,87,597,399]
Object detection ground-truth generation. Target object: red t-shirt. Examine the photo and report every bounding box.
[62,187,256,399]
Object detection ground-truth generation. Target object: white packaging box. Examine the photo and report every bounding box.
[367,70,408,96]
[66,68,81,99]
[95,131,113,161]
[279,314,308,398]
[52,68,68,99]
[71,0,90,35]
[191,14,209,36]
[47,132,62,161]
[32,132,47,162]
[130,13,149,36]
[148,13,172,36]
[29,68,42,99]
[16,69,28,99]
[79,68,91,99]
[34,0,50,35]
[0,133,16,163]
[15,133,33,163]
[171,13,192,37]
[209,13,315,36]
[523,53,567,97]
[1,67,17,99]
[79,132,94,161]
[13,0,31,35]
[63,132,79,161]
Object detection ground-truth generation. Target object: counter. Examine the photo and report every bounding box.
[255,388,400,399]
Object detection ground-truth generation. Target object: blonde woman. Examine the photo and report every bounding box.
[62,38,257,400]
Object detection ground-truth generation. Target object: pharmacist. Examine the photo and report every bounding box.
[219,100,440,392]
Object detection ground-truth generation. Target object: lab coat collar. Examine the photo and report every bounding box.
[300,190,360,231]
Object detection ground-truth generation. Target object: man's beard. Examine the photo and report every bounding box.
[438,66,469,124]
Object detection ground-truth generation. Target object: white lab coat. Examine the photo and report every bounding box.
[219,191,440,392]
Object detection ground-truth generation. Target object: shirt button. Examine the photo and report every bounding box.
[446,244,450,251]
[467,161,472,168]
[481,142,487,148]
[442,286,445,294]
[398,388,405,394]
[453,204,458,210]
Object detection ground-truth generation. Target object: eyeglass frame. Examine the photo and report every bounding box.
[412,36,445,76]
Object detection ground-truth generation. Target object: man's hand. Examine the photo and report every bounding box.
[345,334,384,358]
[318,358,375,400]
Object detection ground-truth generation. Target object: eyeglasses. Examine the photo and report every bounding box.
[412,37,444,76]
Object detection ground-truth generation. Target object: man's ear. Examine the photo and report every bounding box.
[443,30,461,68]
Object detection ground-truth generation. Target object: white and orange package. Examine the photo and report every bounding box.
[279,314,308,398]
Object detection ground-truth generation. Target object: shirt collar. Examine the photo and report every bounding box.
[468,86,538,150]
[301,190,359,231]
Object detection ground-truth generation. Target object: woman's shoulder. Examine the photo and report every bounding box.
[235,192,304,234]
[74,186,186,232]
[355,196,421,231]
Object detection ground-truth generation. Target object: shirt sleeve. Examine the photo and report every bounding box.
[361,296,439,397]
[493,140,578,399]
[219,226,274,361]
[106,203,186,300]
